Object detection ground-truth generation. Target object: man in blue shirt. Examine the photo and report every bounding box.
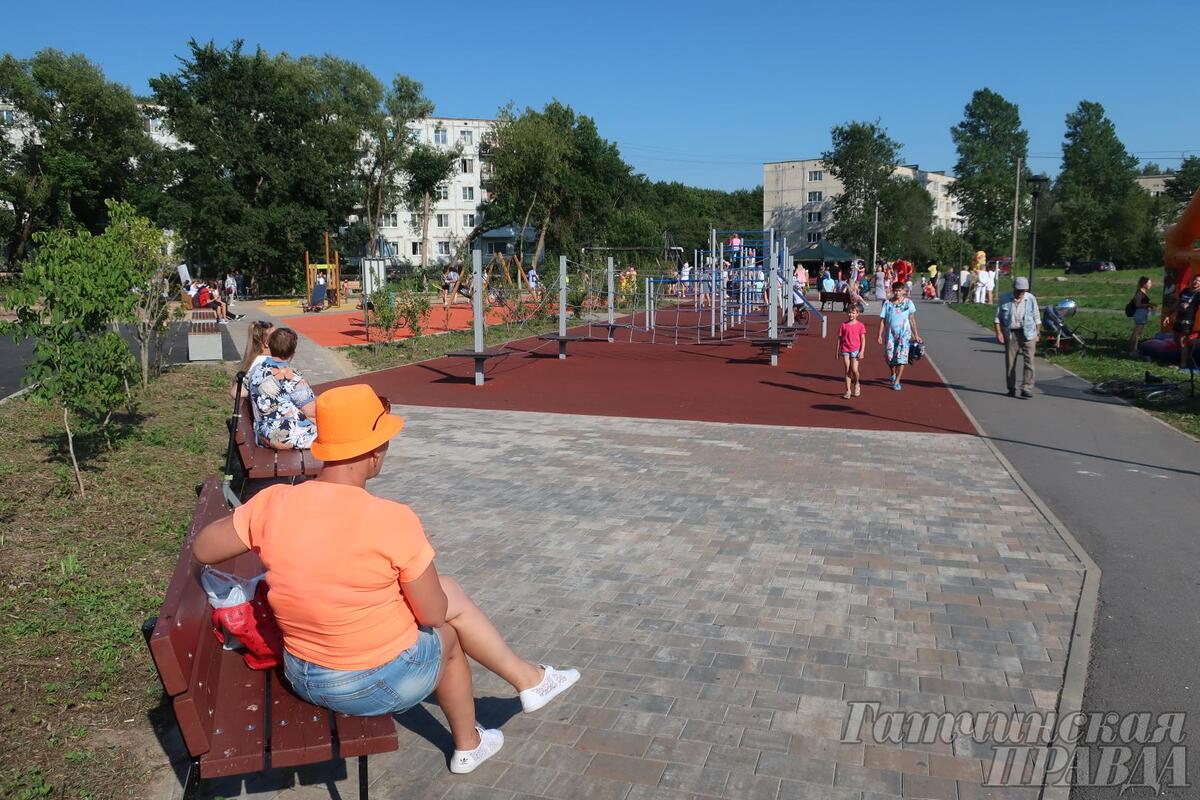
[994,277,1041,398]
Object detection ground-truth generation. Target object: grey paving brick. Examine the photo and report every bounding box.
[214,407,1085,800]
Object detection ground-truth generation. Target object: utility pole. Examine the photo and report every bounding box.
[1009,156,1022,270]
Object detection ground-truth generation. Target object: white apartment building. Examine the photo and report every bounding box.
[375,116,493,264]
[763,158,963,253]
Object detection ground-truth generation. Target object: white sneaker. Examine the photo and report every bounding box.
[449,725,503,774]
[519,665,580,713]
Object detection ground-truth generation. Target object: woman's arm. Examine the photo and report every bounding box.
[194,515,250,564]
[400,562,448,628]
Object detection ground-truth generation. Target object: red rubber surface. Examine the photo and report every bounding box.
[280,304,505,347]
[322,313,976,434]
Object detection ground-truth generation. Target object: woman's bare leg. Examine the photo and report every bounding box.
[431,623,480,750]
[440,577,542,691]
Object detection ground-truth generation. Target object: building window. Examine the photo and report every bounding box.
[435,213,449,228]
[410,213,420,226]
[436,185,449,201]
[437,241,451,256]
[463,213,476,227]
[807,212,822,223]
[807,232,822,243]
[381,212,399,228]
[486,242,500,255]
[808,191,823,202]
[433,128,448,145]
[0,109,16,125]
[411,241,422,256]
[459,129,473,145]
[461,158,474,174]
[808,170,823,181]
[462,186,475,201]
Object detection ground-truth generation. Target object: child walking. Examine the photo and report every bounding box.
[837,306,868,398]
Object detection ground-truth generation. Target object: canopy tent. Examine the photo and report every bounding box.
[792,240,858,263]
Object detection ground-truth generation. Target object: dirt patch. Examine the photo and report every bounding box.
[0,365,232,799]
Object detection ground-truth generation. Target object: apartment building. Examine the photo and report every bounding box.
[1135,174,1169,197]
[763,158,963,252]
[375,116,493,264]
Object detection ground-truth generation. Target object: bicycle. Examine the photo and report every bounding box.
[1092,371,1192,406]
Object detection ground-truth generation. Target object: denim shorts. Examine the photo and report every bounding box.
[283,627,443,716]
[840,350,861,359]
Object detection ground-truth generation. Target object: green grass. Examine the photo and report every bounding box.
[341,318,572,372]
[950,302,1199,439]
[0,366,232,799]
[987,266,1148,312]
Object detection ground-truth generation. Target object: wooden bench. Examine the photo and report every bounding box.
[232,397,324,480]
[819,291,851,312]
[536,333,585,359]
[146,477,398,799]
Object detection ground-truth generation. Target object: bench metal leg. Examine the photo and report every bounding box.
[770,344,779,367]
[558,340,568,360]
[181,758,201,800]
[359,756,369,800]
[473,358,485,386]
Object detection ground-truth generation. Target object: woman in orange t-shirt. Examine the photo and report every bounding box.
[194,385,580,774]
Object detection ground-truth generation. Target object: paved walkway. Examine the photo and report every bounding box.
[197,406,1084,800]
[916,300,1200,799]
[227,302,354,386]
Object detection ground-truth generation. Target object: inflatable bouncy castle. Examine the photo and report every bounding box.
[1139,187,1200,364]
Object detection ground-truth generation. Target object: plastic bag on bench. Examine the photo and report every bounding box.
[201,567,284,670]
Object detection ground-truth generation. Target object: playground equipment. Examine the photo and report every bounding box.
[303,233,341,312]
[1139,187,1200,363]
[448,228,828,384]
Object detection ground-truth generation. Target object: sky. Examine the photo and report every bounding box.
[4,0,1198,191]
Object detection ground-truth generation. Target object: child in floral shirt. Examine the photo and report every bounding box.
[248,328,318,450]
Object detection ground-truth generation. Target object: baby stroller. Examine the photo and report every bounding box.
[1041,299,1094,352]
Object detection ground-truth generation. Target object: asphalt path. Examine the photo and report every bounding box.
[0,324,237,400]
[919,301,1199,799]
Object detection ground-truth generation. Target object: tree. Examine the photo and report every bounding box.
[359,76,434,256]
[949,89,1029,256]
[151,41,379,292]
[1164,156,1200,214]
[877,177,934,263]
[1054,101,1142,264]
[930,226,971,270]
[1,227,137,494]
[401,142,461,270]
[101,201,174,387]
[0,50,154,265]
[482,101,636,262]
[821,120,900,255]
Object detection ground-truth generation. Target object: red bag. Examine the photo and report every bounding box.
[202,568,285,670]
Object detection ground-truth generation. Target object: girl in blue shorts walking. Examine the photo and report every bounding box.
[877,281,921,391]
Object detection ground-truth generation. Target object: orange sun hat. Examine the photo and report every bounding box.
[310,384,404,462]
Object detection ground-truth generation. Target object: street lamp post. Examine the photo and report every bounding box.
[1028,174,1050,293]
[871,200,879,272]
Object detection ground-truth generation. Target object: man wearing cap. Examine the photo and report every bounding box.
[193,385,579,774]
[994,277,1041,397]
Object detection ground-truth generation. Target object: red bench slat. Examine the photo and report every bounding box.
[149,477,230,696]
[199,648,267,777]
[234,397,323,479]
[335,713,400,758]
[268,670,333,768]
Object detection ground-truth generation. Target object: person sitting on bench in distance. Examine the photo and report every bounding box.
[192,385,580,774]
[231,320,274,399]
[247,327,318,450]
